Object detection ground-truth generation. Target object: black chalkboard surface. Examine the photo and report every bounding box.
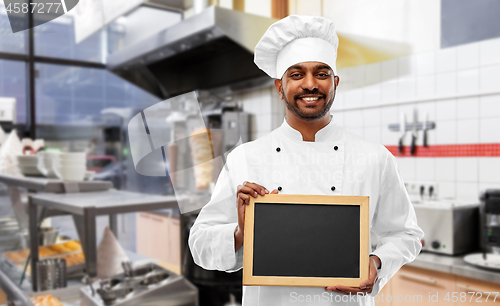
[243,194,369,287]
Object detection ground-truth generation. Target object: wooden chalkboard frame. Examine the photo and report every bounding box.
[243,194,369,287]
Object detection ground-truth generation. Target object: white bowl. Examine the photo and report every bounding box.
[54,165,86,181]
[58,159,86,168]
[59,152,86,160]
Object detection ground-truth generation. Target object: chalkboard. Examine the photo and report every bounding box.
[243,194,369,287]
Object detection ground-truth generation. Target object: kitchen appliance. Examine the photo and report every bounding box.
[413,200,479,255]
[479,189,500,254]
[36,258,67,291]
[80,263,198,306]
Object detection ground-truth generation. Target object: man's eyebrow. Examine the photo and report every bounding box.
[316,64,332,70]
[288,65,304,71]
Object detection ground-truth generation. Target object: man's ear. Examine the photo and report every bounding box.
[334,75,340,88]
[274,79,284,100]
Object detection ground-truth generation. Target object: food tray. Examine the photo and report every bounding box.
[30,286,82,306]
[2,240,86,276]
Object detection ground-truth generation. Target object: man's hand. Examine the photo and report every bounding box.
[325,255,381,295]
[234,182,278,252]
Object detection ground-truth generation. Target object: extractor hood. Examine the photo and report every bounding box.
[106,6,277,99]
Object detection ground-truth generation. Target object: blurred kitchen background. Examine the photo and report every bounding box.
[0,0,500,305]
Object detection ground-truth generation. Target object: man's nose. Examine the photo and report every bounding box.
[301,73,318,91]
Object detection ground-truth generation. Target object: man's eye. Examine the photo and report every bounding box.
[291,73,301,77]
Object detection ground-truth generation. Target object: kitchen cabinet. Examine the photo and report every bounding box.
[375,279,392,305]
[136,212,181,274]
[390,266,457,305]
[456,276,500,305]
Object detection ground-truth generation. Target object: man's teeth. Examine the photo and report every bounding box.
[301,97,320,101]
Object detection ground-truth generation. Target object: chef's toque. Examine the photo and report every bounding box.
[254,15,339,79]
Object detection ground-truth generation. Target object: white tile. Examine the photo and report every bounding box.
[479,158,500,183]
[381,80,398,103]
[456,182,480,201]
[398,55,417,78]
[436,47,457,73]
[343,110,363,128]
[435,99,456,121]
[398,77,416,101]
[416,75,436,99]
[457,96,479,119]
[398,103,416,120]
[456,158,478,182]
[363,84,382,106]
[363,126,381,144]
[435,158,456,181]
[436,72,457,96]
[345,89,364,108]
[456,118,479,144]
[438,181,456,199]
[397,157,416,181]
[381,59,399,82]
[416,101,436,121]
[362,108,381,127]
[479,94,500,118]
[456,69,479,95]
[415,158,435,181]
[381,127,398,146]
[479,117,500,143]
[333,92,345,109]
[479,38,500,66]
[380,105,399,126]
[456,43,479,70]
[416,52,435,76]
[365,63,381,84]
[436,120,456,144]
[479,64,500,92]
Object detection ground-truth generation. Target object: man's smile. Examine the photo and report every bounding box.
[297,95,324,105]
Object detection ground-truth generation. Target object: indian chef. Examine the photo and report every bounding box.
[188,15,424,306]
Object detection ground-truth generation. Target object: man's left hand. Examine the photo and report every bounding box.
[325,255,380,295]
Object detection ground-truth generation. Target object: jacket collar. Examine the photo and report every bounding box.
[279,115,343,143]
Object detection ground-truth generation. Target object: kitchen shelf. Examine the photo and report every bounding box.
[28,191,184,291]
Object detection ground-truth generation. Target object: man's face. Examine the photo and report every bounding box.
[275,62,339,121]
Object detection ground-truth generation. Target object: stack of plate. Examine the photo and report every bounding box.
[16,155,44,176]
[54,153,87,181]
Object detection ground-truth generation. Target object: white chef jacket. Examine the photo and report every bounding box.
[189,116,424,306]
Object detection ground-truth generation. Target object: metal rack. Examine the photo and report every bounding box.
[28,191,183,291]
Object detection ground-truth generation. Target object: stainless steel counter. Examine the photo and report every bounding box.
[0,250,149,306]
[407,252,500,284]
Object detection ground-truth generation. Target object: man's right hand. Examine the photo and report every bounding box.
[234,182,278,252]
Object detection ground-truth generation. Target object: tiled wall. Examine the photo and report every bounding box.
[333,37,500,201]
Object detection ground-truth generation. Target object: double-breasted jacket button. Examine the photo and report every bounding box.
[276,147,281,152]
[331,186,336,191]
[334,146,339,151]
[277,186,282,191]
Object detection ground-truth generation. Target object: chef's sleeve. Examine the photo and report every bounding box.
[367,150,424,297]
[188,153,243,273]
